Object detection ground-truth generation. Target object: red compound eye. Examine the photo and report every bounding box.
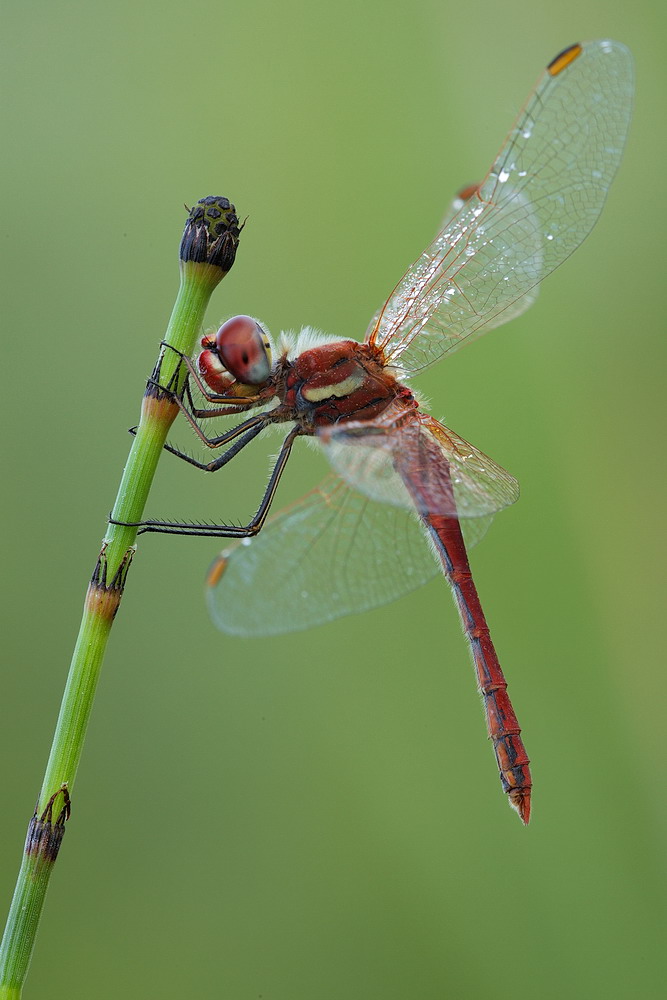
[215,315,272,385]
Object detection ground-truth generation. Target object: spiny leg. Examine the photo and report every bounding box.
[137,409,278,473]
[146,345,271,449]
[163,395,278,453]
[127,409,268,462]
[110,426,301,537]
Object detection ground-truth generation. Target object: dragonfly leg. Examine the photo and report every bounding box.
[160,413,269,471]
[126,404,265,454]
[146,351,261,424]
[164,386,274,450]
[143,347,270,452]
[109,426,300,537]
[142,410,276,474]
[183,379,244,418]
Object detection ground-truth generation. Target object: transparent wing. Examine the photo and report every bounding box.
[206,475,491,638]
[366,40,633,375]
[320,402,519,518]
[363,181,541,351]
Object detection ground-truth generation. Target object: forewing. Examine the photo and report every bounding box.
[320,403,519,518]
[367,40,633,374]
[206,476,444,637]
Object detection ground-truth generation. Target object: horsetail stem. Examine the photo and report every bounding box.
[0,196,241,998]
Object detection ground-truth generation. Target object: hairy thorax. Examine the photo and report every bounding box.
[280,340,409,428]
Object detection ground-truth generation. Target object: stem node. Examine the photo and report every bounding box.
[25,787,71,864]
[86,545,135,619]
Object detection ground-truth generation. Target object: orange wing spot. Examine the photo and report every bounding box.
[456,183,481,203]
[206,555,228,588]
[547,42,583,76]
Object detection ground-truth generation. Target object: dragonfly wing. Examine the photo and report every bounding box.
[365,185,542,352]
[206,475,444,637]
[366,40,633,375]
[320,403,519,518]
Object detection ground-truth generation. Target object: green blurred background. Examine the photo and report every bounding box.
[1,1,664,997]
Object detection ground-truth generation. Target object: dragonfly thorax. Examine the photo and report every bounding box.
[282,339,403,428]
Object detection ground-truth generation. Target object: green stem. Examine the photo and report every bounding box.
[0,254,227,997]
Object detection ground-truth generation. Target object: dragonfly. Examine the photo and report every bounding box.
[117,40,634,823]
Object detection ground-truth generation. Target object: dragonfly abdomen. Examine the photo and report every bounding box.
[427,511,532,824]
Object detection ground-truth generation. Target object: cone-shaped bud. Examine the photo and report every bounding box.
[179,196,241,272]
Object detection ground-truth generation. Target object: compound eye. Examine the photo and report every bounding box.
[215,315,272,385]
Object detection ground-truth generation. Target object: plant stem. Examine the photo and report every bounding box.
[0,197,239,997]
